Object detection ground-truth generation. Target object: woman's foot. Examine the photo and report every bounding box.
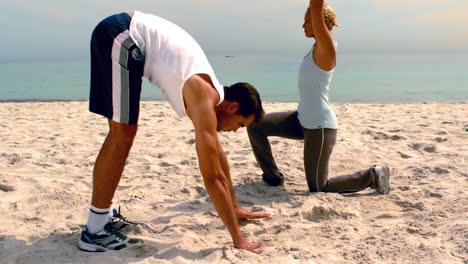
[262,172,284,186]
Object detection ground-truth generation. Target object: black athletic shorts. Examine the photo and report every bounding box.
[89,12,144,124]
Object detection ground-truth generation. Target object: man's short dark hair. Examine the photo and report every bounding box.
[224,82,264,123]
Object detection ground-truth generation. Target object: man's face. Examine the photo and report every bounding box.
[217,112,255,132]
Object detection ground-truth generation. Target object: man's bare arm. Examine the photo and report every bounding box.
[183,76,267,253]
[216,143,270,219]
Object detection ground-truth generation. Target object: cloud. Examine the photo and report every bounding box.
[2,0,466,60]
[192,0,308,11]
[4,1,84,21]
[409,5,468,47]
[372,0,468,27]
[411,6,468,26]
[374,0,446,5]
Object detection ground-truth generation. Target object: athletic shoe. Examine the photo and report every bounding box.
[110,206,140,232]
[371,164,391,195]
[78,222,143,252]
[262,172,285,186]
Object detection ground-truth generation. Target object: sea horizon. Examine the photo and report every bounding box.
[1,52,467,103]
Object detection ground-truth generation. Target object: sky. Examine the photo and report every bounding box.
[1,0,467,61]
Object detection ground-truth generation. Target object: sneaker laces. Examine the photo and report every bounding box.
[112,206,140,225]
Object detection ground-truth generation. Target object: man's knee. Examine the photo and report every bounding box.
[108,120,138,145]
[247,124,255,133]
[247,123,263,138]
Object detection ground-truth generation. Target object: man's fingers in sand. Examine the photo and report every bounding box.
[237,240,272,254]
[238,211,271,220]
[242,244,264,254]
[244,212,271,219]
[250,242,271,254]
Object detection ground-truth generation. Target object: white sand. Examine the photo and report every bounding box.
[0,101,466,264]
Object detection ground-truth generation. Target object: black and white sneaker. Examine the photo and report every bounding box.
[370,164,391,195]
[109,206,140,232]
[78,222,143,252]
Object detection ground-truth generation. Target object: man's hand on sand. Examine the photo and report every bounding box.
[236,207,270,220]
[235,239,270,254]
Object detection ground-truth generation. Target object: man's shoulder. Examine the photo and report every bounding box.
[185,75,219,100]
[183,76,220,124]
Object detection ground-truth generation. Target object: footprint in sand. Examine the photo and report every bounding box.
[271,224,292,234]
[409,143,423,151]
[56,158,68,165]
[24,217,42,223]
[427,191,443,198]
[397,151,412,159]
[362,129,406,141]
[180,187,191,194]
[434,167,449,174]
[375,213,399,219]
[159,161,172,167]
[390,135,406,140]
[195,186,207,195]
[180,160,195,166]
[409,143,437,153]
[397,186,411,191]
[302,206,359,222]
[0,183,15,192]
[423,146,437,153]
[434,137,448,142]
[3,153,21,165]
[230,156,246,161]
[409,166,433,178]
[405,223,437,237]
[394,200,426,211]
[409,166,450,181]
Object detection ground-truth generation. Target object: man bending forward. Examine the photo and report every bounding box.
[79,11,269,254]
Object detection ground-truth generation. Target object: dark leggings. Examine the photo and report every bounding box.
[247,111,373,193]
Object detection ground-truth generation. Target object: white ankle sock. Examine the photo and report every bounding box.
[86,205,110,234]
[108,202,115,219]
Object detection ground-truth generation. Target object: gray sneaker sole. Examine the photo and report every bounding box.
[78,239,143,252]
[78,240,110,252]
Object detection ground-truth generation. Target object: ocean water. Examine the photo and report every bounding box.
[1,53,467,103]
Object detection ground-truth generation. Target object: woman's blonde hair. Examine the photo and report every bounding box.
[322,4,339,31]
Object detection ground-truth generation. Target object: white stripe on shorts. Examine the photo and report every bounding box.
[111,30,131,124]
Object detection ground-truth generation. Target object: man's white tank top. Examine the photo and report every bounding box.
[297,49,338,129]
[129,11,224,117]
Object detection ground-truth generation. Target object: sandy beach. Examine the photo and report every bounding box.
[0,101,466,264]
